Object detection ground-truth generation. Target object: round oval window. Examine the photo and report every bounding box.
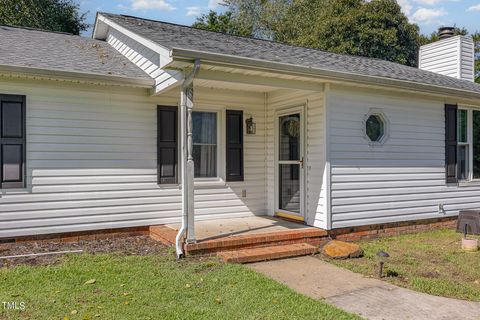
[366,115,384,142]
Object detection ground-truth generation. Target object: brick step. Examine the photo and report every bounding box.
[217,243,318,264]
[184,228,328,255]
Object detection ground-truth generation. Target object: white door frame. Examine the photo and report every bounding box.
[274,105,306,220]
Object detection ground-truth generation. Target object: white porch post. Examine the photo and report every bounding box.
[176,60,200,258]
[182,82,196,243]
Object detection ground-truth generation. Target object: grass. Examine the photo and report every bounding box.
[329,229,480,301]
[0,249,360,320]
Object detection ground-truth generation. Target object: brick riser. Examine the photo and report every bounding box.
[217,243,318,264]
[149,226,328,256]
[186,236,329,255]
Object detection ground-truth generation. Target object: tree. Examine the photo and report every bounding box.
[192,10,252,37]
[219,0,421,67]
[280,0,420,66]
[0,0,88,35]
[474,33,480,83]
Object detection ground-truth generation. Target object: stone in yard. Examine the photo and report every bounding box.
[322,240,363,259]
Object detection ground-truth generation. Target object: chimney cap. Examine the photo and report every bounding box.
[438,27,455,40]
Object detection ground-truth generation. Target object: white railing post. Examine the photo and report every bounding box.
[184,84,195,243]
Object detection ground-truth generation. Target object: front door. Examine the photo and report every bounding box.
[276,107,305,221]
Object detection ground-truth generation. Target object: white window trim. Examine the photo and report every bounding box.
[177,103,249,185]
[458,106,480,183]
[362,108,390,146]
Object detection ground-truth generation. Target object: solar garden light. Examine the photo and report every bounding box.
[376,250,390,278]
[461,224,479,252]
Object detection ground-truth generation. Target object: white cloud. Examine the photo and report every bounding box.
[414,0,441,5]
[130,0,175,11]
[412,7,447,24]
[397,0,413,16]
[467,3,480,11]
[186,6,202,16]
[208,0,225,10]
[185,0,225,17]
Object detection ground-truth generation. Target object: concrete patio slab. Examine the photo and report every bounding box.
[249,256,480,320]
[166,216,310,241]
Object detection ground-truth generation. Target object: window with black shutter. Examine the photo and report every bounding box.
[226,110,244,181]
[0,94,26,189]
[445,104,458,183]
[157,106,178,184]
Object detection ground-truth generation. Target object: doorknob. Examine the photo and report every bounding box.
[299,157,304,168]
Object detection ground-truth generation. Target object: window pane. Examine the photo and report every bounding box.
[279,164,300,214]
[279,114,300,161]
[458,109,468,143]
[193,112,217,144]
[366,115,384,142]
[193,145,217,177]
[458,145,469,180]
[473,111,480,179]
[192,111,217,178]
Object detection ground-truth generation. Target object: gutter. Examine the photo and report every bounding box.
[0,64,154,88]
[169,47,480,101]
[175,59,201,259]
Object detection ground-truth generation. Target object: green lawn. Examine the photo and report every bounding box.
[329,229,480,301]
[0,249,360,320]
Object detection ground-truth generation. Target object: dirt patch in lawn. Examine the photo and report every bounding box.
[0,236,168,268]
[325,229,480,301]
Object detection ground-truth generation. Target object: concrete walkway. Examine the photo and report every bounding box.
[249,256,480,320]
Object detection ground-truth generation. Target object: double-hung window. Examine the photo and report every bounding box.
[192,111,217,178]
[455,107,480,181]
[157,107,243,184]
[457,109,469,180]
[0,94,26,189]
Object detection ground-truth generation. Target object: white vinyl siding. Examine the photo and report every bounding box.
[266,89,327,228]
[460,37,476,82]
[192,87,267,218]
[328,85,480,228]
[0,78,266,238]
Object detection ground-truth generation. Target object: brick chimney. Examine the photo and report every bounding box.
[419,27,475,82]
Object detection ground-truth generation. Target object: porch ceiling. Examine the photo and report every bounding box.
[170,61,325,93]
[194,78,280,92]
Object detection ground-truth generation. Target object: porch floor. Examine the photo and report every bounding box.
[166,216,312,242]
[150,216,329,259]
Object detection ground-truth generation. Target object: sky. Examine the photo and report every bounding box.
[80,0,480,36]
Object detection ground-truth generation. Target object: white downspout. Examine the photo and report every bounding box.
[176,59,201,258]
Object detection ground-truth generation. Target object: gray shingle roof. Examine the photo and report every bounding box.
[101,12,480,96]
[0,25,151,82]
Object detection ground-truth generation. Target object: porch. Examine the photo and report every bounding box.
[159,62,329,256]
[150,216,329,263]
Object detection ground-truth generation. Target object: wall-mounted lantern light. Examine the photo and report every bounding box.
[246,116,256,135]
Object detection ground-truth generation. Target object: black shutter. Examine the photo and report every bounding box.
[157,106,178,184]
[226,110,244,181]
[445,104,458,184]
[0,94,26,189]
